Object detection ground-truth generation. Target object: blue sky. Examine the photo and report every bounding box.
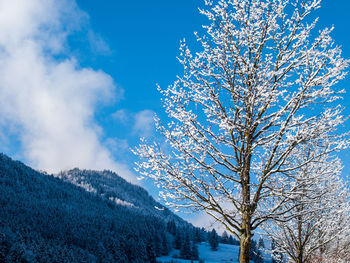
[76,0,350,175]
[0,0,349,227]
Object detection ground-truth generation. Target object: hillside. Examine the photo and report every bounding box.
[0,153,195,262]
[57,168,187,225]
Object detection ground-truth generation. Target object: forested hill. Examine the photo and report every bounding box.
[0,153,197,262]
[56,168,186,224]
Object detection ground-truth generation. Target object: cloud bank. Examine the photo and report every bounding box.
[0,0,135,181]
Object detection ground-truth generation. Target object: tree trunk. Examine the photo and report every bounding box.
[296,206,303,263]
[239,227,252,263]
[239,140,253,263]
[296,253,303,263]
[239,180,252,263]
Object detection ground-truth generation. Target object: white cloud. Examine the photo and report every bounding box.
[133,110,155,137]
[0,0,136,182]
[112,109,129,123]
[87,30,112,55]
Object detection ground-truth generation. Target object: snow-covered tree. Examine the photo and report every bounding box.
[271,239,285,263]
[250,239,264,263]
[322,235,350,263]
[134,0,348,262]
[258,237,265,251]
[263,148,350,263]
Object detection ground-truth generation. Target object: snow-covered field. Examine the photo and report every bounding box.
[157,243,240,263]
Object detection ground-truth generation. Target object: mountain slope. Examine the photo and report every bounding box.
[0,153,192,262]
[57,168,186,224]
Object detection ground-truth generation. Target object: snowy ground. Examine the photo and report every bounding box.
[198,243,240,263]
[157,242,241,263]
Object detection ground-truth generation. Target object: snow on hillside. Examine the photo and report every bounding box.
[157,242,242,263]
[57,169,189,225]
[198,243,240,263]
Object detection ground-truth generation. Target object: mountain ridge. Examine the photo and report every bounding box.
[56,168,188,225]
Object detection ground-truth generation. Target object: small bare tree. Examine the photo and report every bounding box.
[134,0,348,262]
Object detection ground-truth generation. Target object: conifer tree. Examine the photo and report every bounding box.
[191,241,199,260]
[161,232,169,255]
[250,239,264,263]
[221,231,229,244]
[258,237,265,251]
[209,229,219,251]
[180,233,192,259]
[228,235,234,245]
[167,220,177,236]
[194,228,203,243]
[174,230,182,250]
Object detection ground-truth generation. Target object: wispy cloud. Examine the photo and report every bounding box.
[0,0,135,182]
[87,30,112,56]
[133,110,156,137]
[111,108,156,137]
[112,109,129,123]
